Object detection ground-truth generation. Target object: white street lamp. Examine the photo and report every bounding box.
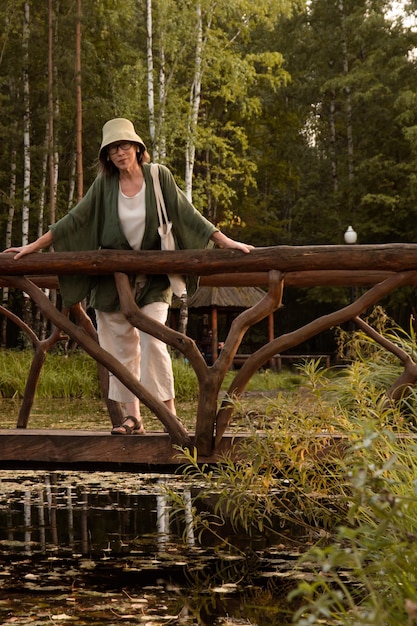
[343,226,357,311]
[344,225,357,244]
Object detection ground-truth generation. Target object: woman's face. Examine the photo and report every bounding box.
[107,141,139,172]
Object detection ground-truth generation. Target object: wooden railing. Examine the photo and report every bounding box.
[2,244,417,457]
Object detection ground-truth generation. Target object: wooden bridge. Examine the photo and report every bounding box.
[1,244,417,469]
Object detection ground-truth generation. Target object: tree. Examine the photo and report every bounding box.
[75,0,83,202]
[237,0,417,248]
[141,0,295,214]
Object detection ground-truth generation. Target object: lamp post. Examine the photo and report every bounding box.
[344,226,358,319]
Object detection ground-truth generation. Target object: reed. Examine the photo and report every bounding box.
[166,311,417,625]
[290,315,417,625]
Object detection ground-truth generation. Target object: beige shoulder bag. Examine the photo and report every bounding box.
[150,163,187,297]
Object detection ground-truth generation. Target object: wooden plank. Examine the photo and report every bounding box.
[0,430,247,470]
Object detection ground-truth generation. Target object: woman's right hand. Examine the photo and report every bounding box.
[3,231,53,259]
[3,243,38,260]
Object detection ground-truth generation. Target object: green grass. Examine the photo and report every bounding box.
[0,348,304,431]
[222,366,304,392]
[169,359,417,626]
[161,313,417,626]
[0,349,303,401]
[0,349,102,399]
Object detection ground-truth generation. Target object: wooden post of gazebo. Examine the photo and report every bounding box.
[268,312,275,368]
[211,307,218,363]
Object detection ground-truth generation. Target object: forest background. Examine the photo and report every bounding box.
[1,0,417,353]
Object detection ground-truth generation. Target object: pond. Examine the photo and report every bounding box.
[0,469,308,625]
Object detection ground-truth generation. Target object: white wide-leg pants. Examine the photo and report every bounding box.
[95,302,175,403]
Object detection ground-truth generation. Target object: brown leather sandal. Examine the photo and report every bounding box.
[111,415,145,435]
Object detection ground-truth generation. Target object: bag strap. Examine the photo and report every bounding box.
[150,163,170,227]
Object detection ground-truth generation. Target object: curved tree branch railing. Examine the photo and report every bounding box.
[215,270,417,444]
[2,245,417,456]
[353,315,417,406]
[4,275,192,448]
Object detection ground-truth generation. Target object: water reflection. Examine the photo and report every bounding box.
[0,470,303,625]
[0,471,197,556]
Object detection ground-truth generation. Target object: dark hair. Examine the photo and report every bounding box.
[97,143,151,176]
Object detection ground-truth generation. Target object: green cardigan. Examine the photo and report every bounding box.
[50,163,217,311]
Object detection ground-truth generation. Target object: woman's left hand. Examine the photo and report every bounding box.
[211,232,254,253]
[226,240,254,253]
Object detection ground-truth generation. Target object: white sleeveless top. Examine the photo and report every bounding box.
[118,181,146,251]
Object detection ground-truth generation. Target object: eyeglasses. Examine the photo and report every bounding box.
[108,141,133,155]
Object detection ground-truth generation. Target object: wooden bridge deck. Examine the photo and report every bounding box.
[0,430,247,471]
[0,430,413,473]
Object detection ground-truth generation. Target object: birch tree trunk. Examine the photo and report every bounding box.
[38,125,49,240]
[67,154,76,210]
[75,0,83,201]
[146,0,168,161]
[146,0,156,153]
[48,0,56,227]
[36,125,51,339]
[158,46,167,160]
[48,0,59,319]
[21,0,32,344]
[22,0,31,247]
[53,0,60,201]
[184,2,204,203]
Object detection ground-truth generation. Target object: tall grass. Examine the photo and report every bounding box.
[165,312,417,625]
[289,316,417,626]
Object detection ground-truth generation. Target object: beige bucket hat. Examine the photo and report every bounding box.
[99,118,146,156]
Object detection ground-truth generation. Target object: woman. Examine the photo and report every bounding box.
[5,118,253,435]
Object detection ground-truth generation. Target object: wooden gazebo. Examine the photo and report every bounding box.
[172,285,274,364]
